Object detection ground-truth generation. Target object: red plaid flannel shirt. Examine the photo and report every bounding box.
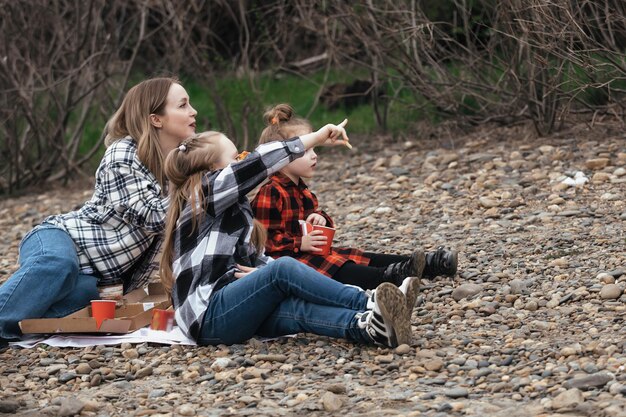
[251,172,370,278]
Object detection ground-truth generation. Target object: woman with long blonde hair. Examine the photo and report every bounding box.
[0,77,197,346]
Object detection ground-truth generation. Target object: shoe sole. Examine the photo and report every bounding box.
[406,249,424,311]
[404,277,421,312]
[447,249,459,276]
[375,283,412,346]
[412,249,426,278]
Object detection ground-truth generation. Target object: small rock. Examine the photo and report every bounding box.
[479,197,499,208]
[177,404,196,416]
[592,172,611,183]
[444,387,469,398]
[82,400,102,412]
[452,283,482,301]
[609,383,626,395]
[75,363,92,375]
[58,397,85,417]
[252,354,288,363]
[585,158,609,170]
[321,391,343,412]
[395,344,411,355]
[600,284,622,300]
[597,273,615,284]
[525,300,538,311]
[601,192,620,201]
[509,279,529,295]
[424,358,445,372]
[58,372,77,384]
[375,354,394,364]
[122,348,139,359]
[560,344,581,357]
[613,167,626,177]
[326,384,347,394]
[211,357,231,371]
[135,366,153,379]
[149,389,167,398]
[0,400,20,414]
[563,372,614,389]
[90,374,101,387]
[552,388,584,409]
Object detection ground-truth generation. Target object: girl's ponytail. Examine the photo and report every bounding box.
[259,104,312,144]
[160,131,223,293]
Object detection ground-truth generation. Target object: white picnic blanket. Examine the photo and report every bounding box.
[10,326,196,348]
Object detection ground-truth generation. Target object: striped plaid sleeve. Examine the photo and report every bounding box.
[98,160,168,234]
[206,138,304,217]
[252,183,302,253]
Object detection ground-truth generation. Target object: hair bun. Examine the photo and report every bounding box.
[264,104,294,126]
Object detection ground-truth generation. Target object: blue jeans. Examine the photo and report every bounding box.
[0,225,99,340]
[198,257,371,346]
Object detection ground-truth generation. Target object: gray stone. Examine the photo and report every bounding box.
[395,344,411,355]
[444,387,469,398]
[452,284,482,301]
[135,366,153,379]
[552,388,584,409]
[600,284,622,300]
[252,354,288,362]
[326,384,347,394]
[58,397,85,417]
[321,391,342,412]
[509,279,529,295]
[0,400,20,414]
[75,363,91,375]
[149,389,167,398]
[58,372,77,383]
[563,372,614,389]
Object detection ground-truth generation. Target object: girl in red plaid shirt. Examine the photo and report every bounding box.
[252,104,458,291]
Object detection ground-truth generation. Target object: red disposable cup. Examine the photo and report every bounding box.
[91,300,117,329]
[312,225,335,256]
[151,309,175,331]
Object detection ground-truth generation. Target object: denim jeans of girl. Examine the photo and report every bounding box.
[0,225,99,340]
[198,257,371,346]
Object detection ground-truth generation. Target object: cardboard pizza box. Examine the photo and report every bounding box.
[19,282,171,334]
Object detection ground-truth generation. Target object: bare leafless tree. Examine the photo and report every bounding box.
[287,0,626,135]
[0,0,153,194]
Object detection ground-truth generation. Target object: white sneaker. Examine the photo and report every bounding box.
[358,282,411,347]
[398,276,420,312]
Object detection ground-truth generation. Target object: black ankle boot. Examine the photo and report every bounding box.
[423,246,458,278]
[382,250,425,284]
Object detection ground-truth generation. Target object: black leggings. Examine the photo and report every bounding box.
[332,252,409,290]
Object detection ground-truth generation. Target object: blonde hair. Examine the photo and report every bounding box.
[160,131,224,292]
[105,77,179,188]
[159,131,268,293]
[258,104,312,145]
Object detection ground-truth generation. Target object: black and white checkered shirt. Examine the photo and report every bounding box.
[44,137,168,291]
[171,138,304,339]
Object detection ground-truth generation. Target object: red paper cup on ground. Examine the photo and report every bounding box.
[91,300,116,329]
[312,225,335,256]
[151,309,175,331]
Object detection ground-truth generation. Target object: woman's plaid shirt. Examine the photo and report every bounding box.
[44,138,168,291]
[170,138,304,340]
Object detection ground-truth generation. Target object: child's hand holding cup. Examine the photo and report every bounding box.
[299,221,335,256]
